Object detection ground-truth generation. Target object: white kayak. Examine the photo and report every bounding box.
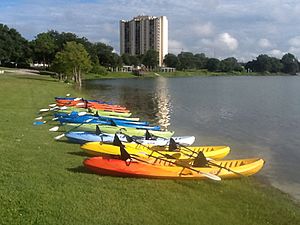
[65,131,195,146]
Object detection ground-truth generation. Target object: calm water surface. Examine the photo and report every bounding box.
[83,76,300,200]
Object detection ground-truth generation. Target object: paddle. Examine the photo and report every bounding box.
[167,138,243,176]
[39,105,68,113]
[118,145,221,181]
[53,118,94,140]
[33,121,46,125]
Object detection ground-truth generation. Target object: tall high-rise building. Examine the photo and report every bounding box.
[120,15,168,67]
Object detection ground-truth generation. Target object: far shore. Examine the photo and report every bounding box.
[1,67,297,81]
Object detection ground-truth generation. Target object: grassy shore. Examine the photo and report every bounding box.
[0,73,299,225]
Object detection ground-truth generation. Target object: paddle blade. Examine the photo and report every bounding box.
[54,133,65,140]
[199,171,221,181]
[49,103,57,107]
[50,106,59,111]
[52,117,59,121]
[60,106,68,110]
[169,152,181,159]
[77,112,87,116]
[33,121,45,125]
[85,118,93,123]
[76,102,85,106]
[40,108,50,112]
[66,93,71,97]
[35,116,43,120]
[49,126,60,132]
[74,97,82,101]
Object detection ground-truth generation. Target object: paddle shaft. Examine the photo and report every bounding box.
[118,135,220,180]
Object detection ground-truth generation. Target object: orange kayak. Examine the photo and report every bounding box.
[83,156,264,179]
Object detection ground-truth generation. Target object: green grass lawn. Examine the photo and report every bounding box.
[0,73,299,225]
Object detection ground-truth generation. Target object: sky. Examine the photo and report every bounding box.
[1,0,300,61]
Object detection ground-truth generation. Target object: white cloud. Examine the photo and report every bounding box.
[288,36,300,47]
[216,33,238,51]
[268,49,284,58]
[191,22,214,37]
[288,47,300,57]
[258,38,272,48]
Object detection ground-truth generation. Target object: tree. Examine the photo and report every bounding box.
[177,52,195,70]
[206,58,220,72]
[32,32,56,67]
[220,57,242,72]
[194,53,207,69]
[142,49,159,68]
[121,53,131,65]
[269,57,283,73]
[0,24,30,67]
[109,53,122,68]
[281,53,299,74]
[255,54,272,72]
[128,55,140,67]
[52,41,92,86]
[163,53,179,68]
[91,42,114,67]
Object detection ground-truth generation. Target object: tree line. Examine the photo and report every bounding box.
[164,52,300,74]
[1,24,300,85]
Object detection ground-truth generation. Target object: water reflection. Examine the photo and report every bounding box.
[83,78,171,129]
[153,77,171,129]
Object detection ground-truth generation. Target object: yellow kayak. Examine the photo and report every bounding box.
[80,142,230,160]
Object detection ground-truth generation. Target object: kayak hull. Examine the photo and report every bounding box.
[63,124,174,138]
[65,131,195,145]
[83,157,264,179]
[59,107,132,117]
[80,142,230,160]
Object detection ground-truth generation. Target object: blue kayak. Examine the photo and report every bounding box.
[54,111,143,123]
[57,117,161,131]
[65,131,196,146]
[54,112,148,126]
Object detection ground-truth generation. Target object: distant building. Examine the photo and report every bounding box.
[120,15,168,67]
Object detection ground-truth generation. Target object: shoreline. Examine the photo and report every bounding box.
[83,70,296,80]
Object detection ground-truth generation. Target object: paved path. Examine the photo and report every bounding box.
[4,69,40,76]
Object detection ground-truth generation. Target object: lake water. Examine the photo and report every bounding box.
[83,76,300,200]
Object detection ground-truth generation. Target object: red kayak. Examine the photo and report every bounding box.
[56,99,129,112]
